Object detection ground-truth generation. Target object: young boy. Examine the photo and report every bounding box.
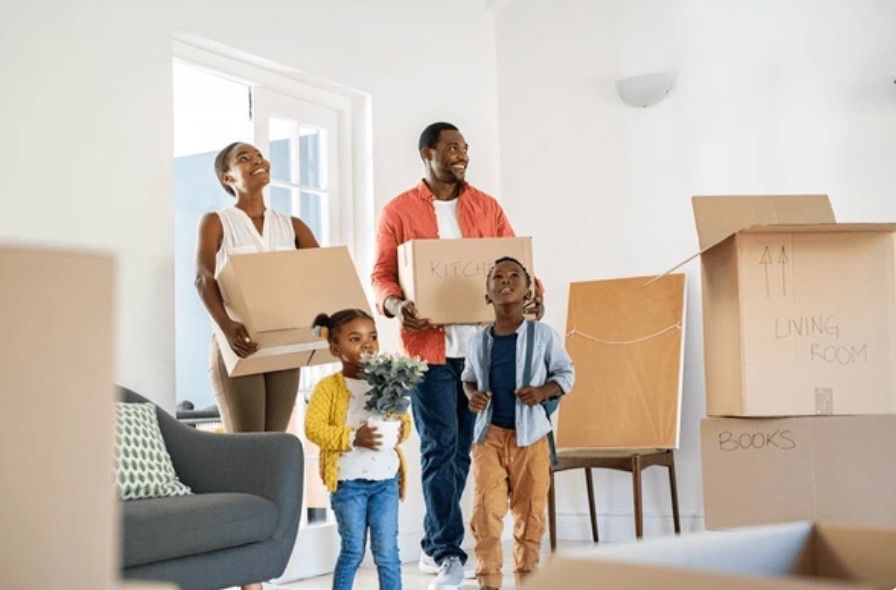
[461,256,575,589]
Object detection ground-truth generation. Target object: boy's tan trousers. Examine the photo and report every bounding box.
[471,426,551,588]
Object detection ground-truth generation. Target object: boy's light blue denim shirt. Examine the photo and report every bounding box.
[462,319,575,447]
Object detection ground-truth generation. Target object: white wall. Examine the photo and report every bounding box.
[1,0,500,568]
[7,0,896,570]
[0,0,176,410]
[494,0,896,541]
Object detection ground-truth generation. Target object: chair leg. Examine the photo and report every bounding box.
[668,452,681,534]
[585,467,599,543]
[631,455,643,539]
[548,468,557,552]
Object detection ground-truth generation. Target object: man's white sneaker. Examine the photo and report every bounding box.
[419,552,440,575]
[427,556,464,590]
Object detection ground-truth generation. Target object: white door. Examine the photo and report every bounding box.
[254,86,343,582]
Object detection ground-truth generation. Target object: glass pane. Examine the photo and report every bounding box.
[173,61,251,158]
[269,118,295,182]
[300,191,323,243]
[300,126,326,190]
[270,186,294,216]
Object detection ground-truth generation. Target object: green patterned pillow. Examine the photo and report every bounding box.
[114,402,192,500]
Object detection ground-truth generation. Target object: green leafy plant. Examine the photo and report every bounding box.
[361,352,428,417]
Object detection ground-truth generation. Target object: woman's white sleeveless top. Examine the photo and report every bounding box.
[215,206,296,276]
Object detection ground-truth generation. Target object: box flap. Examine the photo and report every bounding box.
[813,523,896,588]
[647,195,835,286]
[527,521,896,590]
[525,558,864,590]
[693,195,834,252]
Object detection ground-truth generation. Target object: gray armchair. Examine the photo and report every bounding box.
[118,387,303,590]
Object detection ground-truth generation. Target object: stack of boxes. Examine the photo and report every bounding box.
[693,195,896,528]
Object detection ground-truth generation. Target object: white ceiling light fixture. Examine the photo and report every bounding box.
[616,72,677,108]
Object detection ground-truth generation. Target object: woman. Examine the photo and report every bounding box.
[195,141,319,433]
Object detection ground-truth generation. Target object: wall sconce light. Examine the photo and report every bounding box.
[616,72,677,108]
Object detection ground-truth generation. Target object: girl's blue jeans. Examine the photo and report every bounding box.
[330,476,401,590]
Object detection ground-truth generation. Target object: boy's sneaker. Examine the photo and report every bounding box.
[419,552,440,574]
[427,556,464,590]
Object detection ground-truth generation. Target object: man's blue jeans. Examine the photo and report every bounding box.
[411,358,475,564]
[330,477,401,590]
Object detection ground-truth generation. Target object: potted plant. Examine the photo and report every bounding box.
[360,352,428,449]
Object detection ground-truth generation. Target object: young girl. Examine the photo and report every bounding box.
[461,257,575,589]
[305,309,411,590]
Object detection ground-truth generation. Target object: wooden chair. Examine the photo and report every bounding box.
[547,448,680,551]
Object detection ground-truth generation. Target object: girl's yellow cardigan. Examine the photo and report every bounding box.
[304,372,412,500]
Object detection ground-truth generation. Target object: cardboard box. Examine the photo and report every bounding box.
[525,521,896,590]
[701,416,896,529]
[691,195,896,416]
[397,237,534,324]
[1,246,118,589]
[561,273,686,448]
[215,246,370,376]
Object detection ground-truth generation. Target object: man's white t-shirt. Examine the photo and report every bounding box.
[433,198,479,358]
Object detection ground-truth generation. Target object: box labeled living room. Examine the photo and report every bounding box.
[692,195,896,417]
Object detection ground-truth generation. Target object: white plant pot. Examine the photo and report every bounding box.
[367,415,401,450]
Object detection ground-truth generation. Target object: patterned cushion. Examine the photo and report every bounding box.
[115,402,192,500]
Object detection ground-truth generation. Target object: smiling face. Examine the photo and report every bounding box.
[221,143,271,196]
[486,259,531,307]
[330,316,379,371]
[422,129,469,184]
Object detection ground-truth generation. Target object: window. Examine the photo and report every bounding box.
[255,87,339,246]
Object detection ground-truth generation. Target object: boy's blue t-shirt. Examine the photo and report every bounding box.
[488,329,518,430]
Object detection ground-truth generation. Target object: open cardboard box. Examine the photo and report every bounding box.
[525,522,896,590]
[683,195,896,416]
[397,237,533,324]
[701,415,896,529]
[214,246,370,376]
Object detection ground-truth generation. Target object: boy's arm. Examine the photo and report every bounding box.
[462,380,477,400]
[465,381,492,413]
[304,381,353,451]
[516,380,561,406]
[516,327,574,405]
[544,326,575,395]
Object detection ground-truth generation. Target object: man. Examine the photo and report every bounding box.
[371,122,542,590]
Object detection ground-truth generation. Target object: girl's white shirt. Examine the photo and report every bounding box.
[337,377,400,481]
